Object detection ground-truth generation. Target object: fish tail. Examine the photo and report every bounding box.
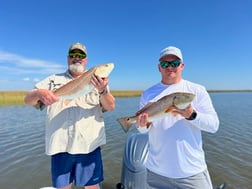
[117,117,133,133]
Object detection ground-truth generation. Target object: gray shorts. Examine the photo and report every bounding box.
[147,169,213,189]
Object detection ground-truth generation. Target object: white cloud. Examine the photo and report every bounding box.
[23,77,30,81]
[0,50,65,75]
[33,78,40,82]
[0,50,67,90]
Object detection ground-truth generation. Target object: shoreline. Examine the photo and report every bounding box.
[1,90,252,106]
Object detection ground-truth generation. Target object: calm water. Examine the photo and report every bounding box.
[0,92,251,189]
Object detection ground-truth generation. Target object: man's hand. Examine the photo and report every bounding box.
[91,75,108,93]
[172,104,194,119]
[137,113,150,127]
[37,89,59,105]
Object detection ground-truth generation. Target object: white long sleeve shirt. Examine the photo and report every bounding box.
[137,79,219,178]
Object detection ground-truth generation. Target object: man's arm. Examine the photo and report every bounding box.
[24,89,59,106]
[90,75,115,111]
[99,89,115,111]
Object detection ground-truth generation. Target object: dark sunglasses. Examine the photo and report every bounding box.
[160,60,181,68]
[68,52,87,59]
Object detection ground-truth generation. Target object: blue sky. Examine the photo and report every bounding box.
[0,0,251,91]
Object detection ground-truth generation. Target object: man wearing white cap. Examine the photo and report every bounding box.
[136,46,219,189]
[24,42,115,189]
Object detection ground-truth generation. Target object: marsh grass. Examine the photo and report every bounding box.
[110,90,142,97]
[0,91,27,106]
[1,90,251,106]
[0,90,142,106]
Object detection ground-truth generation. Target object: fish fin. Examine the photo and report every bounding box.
[117,117,133,133]
[136,102,154,115]
[165,106,173,113]
[64,99,72,106]
[167,105,178,116]
[146,122,152,128]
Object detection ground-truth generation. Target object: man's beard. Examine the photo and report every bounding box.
[69,63,84,73]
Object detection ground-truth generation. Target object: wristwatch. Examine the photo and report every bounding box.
[99,88,108,96]
[186,110,197,120]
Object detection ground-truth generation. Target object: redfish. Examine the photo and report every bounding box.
[117,92,195,132]
[36,63,114,110]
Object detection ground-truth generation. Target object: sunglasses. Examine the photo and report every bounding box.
[160,60,181,68]
[68,52,87,59]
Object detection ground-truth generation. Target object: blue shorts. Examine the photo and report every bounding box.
[51,147,103,188]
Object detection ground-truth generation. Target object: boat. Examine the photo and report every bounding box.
[40,133,227,189]
[116,133,227,189]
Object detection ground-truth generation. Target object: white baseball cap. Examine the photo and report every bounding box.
[159,46,183,61]
[68,42,87,54]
